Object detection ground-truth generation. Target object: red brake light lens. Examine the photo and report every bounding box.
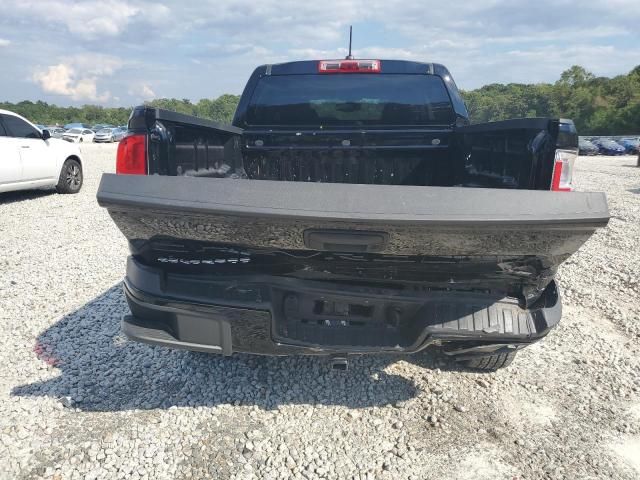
[551,149,576,191]
[318,59,381,73]
[116,134,147,175]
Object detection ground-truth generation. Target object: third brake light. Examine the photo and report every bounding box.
[318,60,381,73]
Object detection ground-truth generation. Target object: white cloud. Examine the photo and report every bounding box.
[128,83,156,100]
[287,48,348,59]
[31,54,123,102]
[371,0,640,41]
[0,38,10,47]
[174,1,356,46]
[32,64,109,102]
[2,0,639,104]
[140,84,155,98]
[499,44,640,82]
[205,43,273,58]
[10,0,168,39]
[67,54,124,77]
[164,0,640,91]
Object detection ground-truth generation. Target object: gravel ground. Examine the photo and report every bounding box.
[0,144,639,480]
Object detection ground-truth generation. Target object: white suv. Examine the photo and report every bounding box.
[0,109,84,194]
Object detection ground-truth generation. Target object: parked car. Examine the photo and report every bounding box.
[62,128,95,143]
[94,128,119,143]
[0,109,84,194]
[113,127,127,141]
[91,124,114,132]
[578,138,599,156]
[64,122,90,130]
[591,138,626,155]
[48,127,66,139]
[97,58,609,372]
[618,137,639,154]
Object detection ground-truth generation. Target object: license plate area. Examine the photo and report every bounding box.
[271,288,425,349]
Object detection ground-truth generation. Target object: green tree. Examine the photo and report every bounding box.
[461,64,640,135]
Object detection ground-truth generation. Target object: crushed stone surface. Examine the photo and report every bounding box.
[0,145,638,479]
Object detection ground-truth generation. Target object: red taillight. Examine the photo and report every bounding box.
[551,149,577,191]
[116,134,147,175]
[318,59,381,73]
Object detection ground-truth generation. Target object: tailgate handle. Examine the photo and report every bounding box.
[304,229,389,253]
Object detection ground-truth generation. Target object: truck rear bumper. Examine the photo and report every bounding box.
[122,256,562,356]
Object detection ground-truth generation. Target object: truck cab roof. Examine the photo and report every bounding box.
[255,60,451,76]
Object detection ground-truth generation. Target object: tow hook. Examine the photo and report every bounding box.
[330,356,348,371]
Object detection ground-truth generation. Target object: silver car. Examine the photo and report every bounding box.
[113,127,127,142]
[94,128,119,143]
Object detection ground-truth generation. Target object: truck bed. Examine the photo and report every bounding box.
[133,107,574,190]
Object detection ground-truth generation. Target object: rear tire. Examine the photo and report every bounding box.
[456,351,517,371]
[56,158,83,194]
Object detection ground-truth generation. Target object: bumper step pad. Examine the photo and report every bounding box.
[272,285,559,350]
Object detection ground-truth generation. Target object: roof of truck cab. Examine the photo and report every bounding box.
[261,60,450,76]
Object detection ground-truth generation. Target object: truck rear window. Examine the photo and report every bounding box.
[246,74,455,127]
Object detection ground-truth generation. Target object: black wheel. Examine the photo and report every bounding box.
[79,137,83,143]
[456,351,517,372]
[56,158,83,194]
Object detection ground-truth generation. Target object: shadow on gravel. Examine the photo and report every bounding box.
[628,187,640,194]
[13,284,450,412]
[0,188,56,204]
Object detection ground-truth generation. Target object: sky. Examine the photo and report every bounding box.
[0,0,639,107]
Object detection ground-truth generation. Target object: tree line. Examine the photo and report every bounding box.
[2,66,638,135]
[462,65,640,135]
[0,94,241,128]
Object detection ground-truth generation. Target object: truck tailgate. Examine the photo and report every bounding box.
[97,173,608,257]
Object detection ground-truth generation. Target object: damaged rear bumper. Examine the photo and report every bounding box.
[122,256,562,356]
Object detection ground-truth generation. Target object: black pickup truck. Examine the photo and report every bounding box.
[97,59,609,371]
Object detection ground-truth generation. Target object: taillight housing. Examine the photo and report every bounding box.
[318,59,381,73]
[551,149,577,191]
[116,134,147,175]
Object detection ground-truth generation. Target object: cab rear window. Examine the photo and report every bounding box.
[246,74,455,127]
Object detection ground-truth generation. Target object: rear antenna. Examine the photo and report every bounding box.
[345,25,354,60]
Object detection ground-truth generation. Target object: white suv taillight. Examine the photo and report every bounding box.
[551,149,577,191]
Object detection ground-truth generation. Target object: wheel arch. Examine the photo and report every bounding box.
[65,154,82,166]
[62,154,84,176]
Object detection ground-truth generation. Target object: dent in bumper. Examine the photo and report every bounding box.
[121,258,563,356]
